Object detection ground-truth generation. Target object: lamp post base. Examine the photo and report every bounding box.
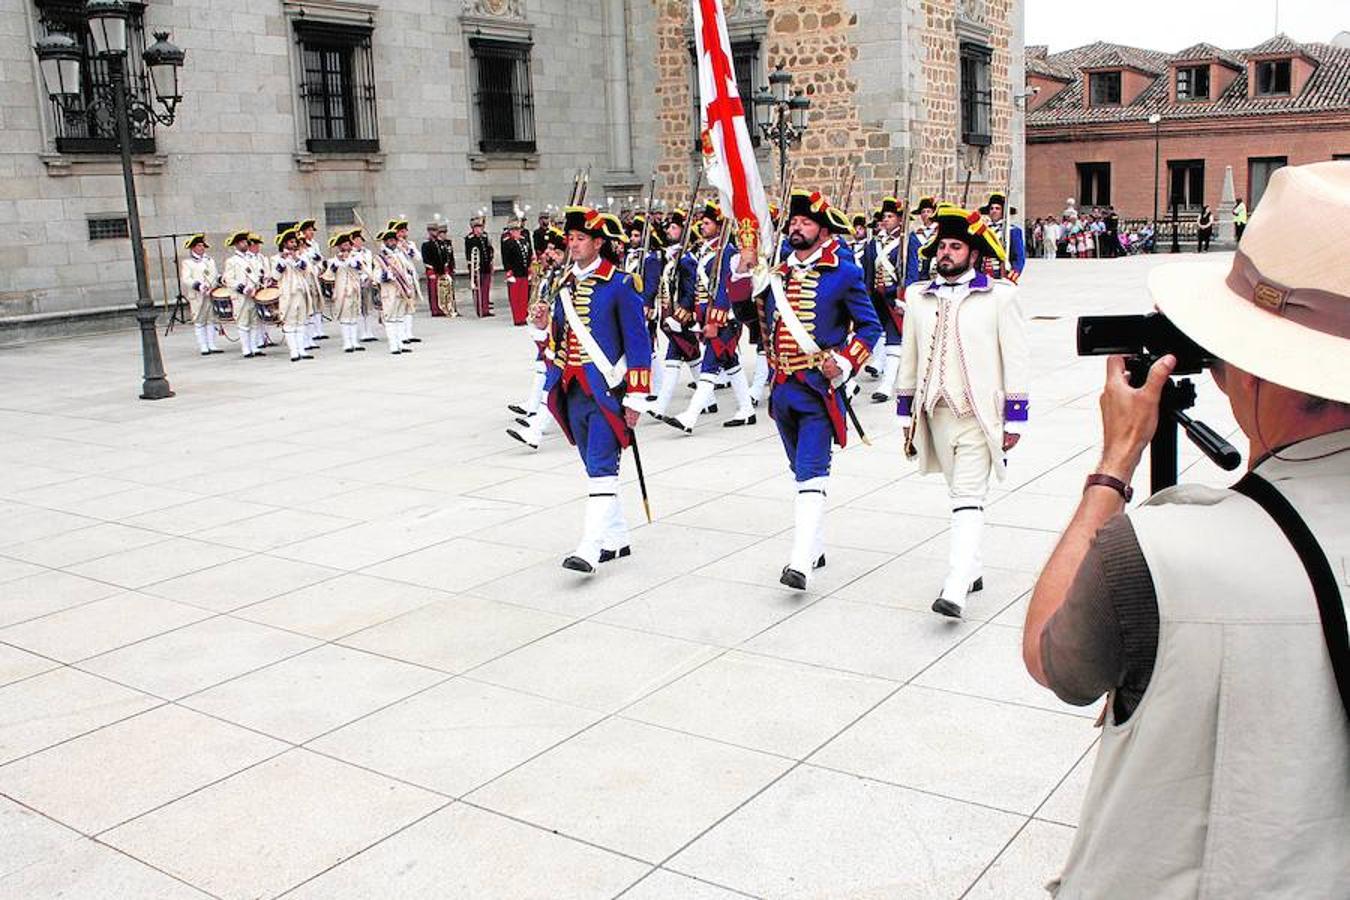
[135,303,173,401]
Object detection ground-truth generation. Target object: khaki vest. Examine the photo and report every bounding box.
[1052,431,1350,899]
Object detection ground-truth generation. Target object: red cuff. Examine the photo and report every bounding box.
[626,368,651,393]
[706,305,729,328]
[841,337,871,372]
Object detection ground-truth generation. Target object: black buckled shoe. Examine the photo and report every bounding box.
[506,428,539,450]
[722,414,756,427]
[508,404,527,415]
[813,554,826,570]
[970,577,984,593]
[871,392,890,403]
[779,567,808,590]
[931,597,963,619]
[598,546,632,563]
[406,337,423,343]
[662,416,693,435]
[562,555,595,574]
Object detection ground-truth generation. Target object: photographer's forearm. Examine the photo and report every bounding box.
[1024,485,1126,686]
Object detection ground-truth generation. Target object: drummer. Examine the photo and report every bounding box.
[223,230,264,358]
[327,230,368,353]
[297,217,328,349]
[180,232,223,356]
[273,227,314,362]
[247,233,277,350]
[350,229,378,344]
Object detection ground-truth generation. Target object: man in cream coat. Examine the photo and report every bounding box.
[897,205,1029,618]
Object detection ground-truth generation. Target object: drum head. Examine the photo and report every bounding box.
[210,286,232,299]
[254,286,281,303]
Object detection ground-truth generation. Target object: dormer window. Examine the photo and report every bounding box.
[1089,71,1122,106]
[1176,64,1210,101]
[1255,58,1292,96]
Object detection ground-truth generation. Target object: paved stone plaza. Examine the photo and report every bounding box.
[0,255,1240,899]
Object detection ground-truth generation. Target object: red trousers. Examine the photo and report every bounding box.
[476,270,494,317]
[507,275,529,325]
[426,270,445,316]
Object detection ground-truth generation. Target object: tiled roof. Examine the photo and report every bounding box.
[1247,34,1308,56]
[1027,35,1350,127]
[1171,42,1244,69]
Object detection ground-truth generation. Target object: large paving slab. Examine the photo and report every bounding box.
[0,255,1243,897]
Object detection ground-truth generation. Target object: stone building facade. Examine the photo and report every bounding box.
[0,0,1022,340]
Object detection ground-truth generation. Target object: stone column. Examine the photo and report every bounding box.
[1218,165,1236,249]
[602,0,634,175]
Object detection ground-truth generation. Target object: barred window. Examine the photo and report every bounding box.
[35,0,155,154]
[470,38,536,154]
[325,203,357,228]
[960,42,993,147]
[87,216,129,240]
[1089,71,1122,106]
[687,40,761,150]
[295,20,379,153]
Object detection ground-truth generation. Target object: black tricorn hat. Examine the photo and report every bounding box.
[787,190,832,228]
[918,205,1008,264]
[910,196,938,217]
[877,197,902,216]
[563,206,623,240]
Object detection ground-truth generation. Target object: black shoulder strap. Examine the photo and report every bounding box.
[1233,472,1350,723]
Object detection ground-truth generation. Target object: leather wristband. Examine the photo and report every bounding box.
[1085,473,1133,502]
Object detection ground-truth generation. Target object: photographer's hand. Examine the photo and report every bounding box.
[1098,354,1177,481]
[1023,353,1174,689]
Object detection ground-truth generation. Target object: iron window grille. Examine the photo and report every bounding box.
[1175,65,1211,101]
[959,42,993,146]
[295,19,380,153]
[35,0,155,154]
[470,38,537,154]
[324,203,357,228]
[1255,59,1292,96]
[87,215,130,240]
[687,40,762,150]
[1088,71,1122,106]
[491,197,518,217]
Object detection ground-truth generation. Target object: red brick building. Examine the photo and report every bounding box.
[1024,35,1350,229]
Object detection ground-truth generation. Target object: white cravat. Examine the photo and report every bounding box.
[569,257,602,282]
[926,267,979,418]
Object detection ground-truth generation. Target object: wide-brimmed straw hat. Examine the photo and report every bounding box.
[1148,161,1350,403]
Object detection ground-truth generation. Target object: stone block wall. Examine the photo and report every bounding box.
[651,0,1023,216]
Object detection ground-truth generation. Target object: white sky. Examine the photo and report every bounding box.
[1027,0,1347,53]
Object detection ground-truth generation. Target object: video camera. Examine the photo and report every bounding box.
[1076,312,1240,493]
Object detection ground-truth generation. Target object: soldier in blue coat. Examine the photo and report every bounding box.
[536,206,653,574]
[860,196,907,403]
[647,210,704,420]
[980,192,1025,281]
[664,201,755,432]
[758,190,883,589]
[904,196,939,289]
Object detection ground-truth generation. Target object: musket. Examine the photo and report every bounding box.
[638,174,656,254]
[960,166,973,208]
[577,164,591,206]
[939,167,948,204]
[841,162,858,215]
[662,166,705,312]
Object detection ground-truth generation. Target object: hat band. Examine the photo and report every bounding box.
[1226,250,1350,340]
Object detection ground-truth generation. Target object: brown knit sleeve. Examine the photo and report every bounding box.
[1040,514,1160,721]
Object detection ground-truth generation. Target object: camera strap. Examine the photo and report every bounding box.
[1233,472,1350,723]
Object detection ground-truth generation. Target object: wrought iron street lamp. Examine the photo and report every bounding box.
[34,1,185,400]
[1148,113,1162,254]
[752,63,811,191]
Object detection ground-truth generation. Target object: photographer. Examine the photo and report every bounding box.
[1023,162,1349,897]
